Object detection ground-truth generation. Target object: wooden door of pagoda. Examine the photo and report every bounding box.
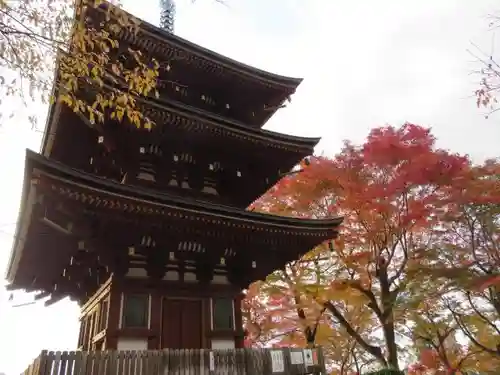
[161,298,203,349]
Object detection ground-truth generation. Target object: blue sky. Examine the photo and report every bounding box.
[0,0,499,373]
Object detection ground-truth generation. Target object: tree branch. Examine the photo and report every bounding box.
[323,301,387,367]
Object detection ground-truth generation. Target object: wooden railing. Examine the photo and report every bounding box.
[21,347,327,375]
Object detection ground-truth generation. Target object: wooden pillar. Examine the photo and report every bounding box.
[203,296,212,349]
[148,286,162,349]
[234,292,245,348]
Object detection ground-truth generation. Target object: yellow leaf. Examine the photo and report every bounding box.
[116,109,124,121]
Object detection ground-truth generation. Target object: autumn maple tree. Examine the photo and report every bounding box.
[252,123,470,371]
[242,252,374,373]
[422,159,500,373]
[408,299,480,375]
[242,281,302,347]
[0,0,160,128]
[243,255,330,348]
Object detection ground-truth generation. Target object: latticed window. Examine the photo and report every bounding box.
[122,294,149,328]
[212,298,234,330]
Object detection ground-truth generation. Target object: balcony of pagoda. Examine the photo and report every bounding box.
[20,347,327,375]
[149,62,297,128]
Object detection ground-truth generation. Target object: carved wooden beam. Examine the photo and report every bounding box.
[39,193,132,281]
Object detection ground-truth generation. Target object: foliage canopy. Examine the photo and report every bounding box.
[0,0,159,128]
[246,123,500,375]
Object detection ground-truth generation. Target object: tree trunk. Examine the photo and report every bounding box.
[378,257,400,370]
[381,313,399,370]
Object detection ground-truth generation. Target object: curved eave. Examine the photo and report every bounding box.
[141,93,322,150]
[5,149,342,286]
[138,20,301,90]
[40,56,64,158]
[5,150,38,283]
[42,81,322,158]
[90,3,302,89]
[28,149,343,230]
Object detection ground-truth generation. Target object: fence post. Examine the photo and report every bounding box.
[36,350,49,375]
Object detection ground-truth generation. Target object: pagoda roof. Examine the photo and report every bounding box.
[5,150,342,292]
[139,93,321,152]
[95,1,302,91]
[86,1,302,127]
[138,19,302,89]
[41,80,318,162]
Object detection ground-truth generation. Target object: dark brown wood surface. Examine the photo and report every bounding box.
[21,347,328,375]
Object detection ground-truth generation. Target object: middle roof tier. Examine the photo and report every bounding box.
[44,91,321,208]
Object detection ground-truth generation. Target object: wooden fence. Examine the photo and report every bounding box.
[21,348,327,375]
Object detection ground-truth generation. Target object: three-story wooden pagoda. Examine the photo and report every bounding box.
[5,1,342,353]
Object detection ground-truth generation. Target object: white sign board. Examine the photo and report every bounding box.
[271,350,284,372]
[209,352,215,371]
[303,349,314,367]
[290,351,304,365]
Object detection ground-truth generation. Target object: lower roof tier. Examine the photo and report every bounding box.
[5,150,342,302]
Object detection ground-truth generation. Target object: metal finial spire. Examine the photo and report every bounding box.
[160,0,176,33]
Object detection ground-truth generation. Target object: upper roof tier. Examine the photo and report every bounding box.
[85,2,302,127]
[5,150,342,302]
